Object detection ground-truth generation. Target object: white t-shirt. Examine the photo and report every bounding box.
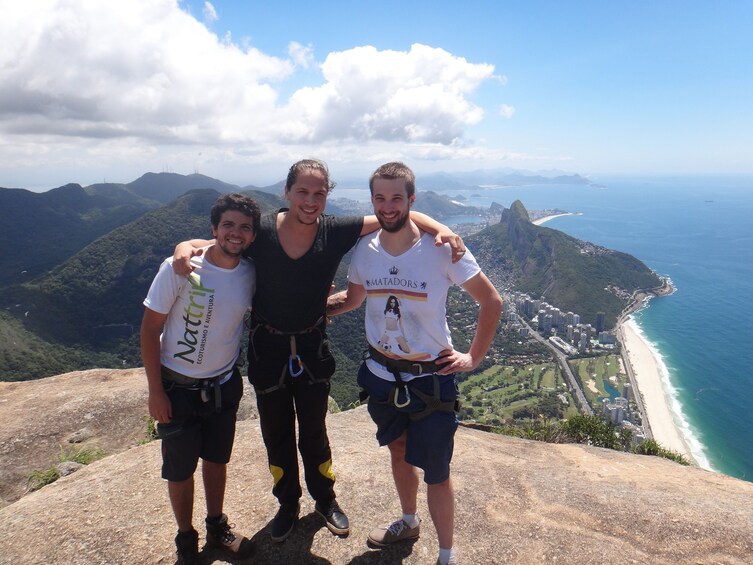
[143,250,255,379]
[348,232,480,381]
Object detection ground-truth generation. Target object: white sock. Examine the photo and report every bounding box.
[439,547,455,565]
[402,512,419,528]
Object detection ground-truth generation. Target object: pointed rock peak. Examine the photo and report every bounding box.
[500,200,530,223]
[510,200,530,221]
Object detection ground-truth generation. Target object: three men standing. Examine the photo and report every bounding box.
[171,159,464,545]
[149,160,497,564]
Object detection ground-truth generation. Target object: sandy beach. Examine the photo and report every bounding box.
[532,213,572,225]
[620,319,694,461]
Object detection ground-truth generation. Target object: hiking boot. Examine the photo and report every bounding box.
[270,502,299,542]
[367,518,421,547]
[205,513,254,559]
[315,499,350,536]
[174,528,200,565]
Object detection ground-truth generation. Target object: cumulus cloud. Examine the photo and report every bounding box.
[0,0,504,184]
[0,0,291,141]
[284,44,494,144]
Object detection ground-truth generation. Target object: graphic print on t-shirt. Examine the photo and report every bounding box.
[377,295,412,354]
[364,266,433,361]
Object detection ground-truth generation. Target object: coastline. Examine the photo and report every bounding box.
[531,212,701,465]
[619,319,695,462]
[532,212,573,225]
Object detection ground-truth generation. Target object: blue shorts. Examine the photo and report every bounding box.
[159,367,243,482]
[357,363,459,484]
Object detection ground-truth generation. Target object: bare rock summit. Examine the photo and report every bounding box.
[1,369,752,564]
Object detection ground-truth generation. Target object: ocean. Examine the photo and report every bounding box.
[341,174,753,482]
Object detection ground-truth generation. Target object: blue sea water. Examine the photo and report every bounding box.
[468,175,753,482]
[338,175,753,482]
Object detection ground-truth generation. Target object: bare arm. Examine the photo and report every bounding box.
[172,239,214,276]
[360,212,466,262]
[140,308,172,423]
[326,282,367,317]
[436,272,503,374]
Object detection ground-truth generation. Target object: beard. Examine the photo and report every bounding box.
[377,209,410,233]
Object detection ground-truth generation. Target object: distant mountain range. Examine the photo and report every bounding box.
[0,171,660,390]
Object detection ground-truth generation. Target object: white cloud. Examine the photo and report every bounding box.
[288,41,315,69]
[500,104,516,118]
[1,0,294,143]
[202,1,218,24]
[0,0,503,186]
[283,44,494,144]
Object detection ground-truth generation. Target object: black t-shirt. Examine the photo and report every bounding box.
[244,209,363,332]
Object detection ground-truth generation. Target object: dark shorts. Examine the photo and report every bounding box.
[357,363,459,484]
[159,366,243,482]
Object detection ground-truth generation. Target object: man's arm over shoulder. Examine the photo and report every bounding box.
[172,239,214,276]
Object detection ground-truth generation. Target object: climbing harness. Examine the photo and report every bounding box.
[161,366,223,413]
[364,345,460,420]
[249,313,331,395]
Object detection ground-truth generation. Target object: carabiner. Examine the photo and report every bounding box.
[288,335,305,377]
[289,354,304,377]
[393,385,411,408]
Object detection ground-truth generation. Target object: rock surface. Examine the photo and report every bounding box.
[1,369,752,564]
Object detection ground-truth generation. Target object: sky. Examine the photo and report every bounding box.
[1,0,752,190]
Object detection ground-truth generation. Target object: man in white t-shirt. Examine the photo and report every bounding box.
[326,162,503,565]
[141,193,259,564]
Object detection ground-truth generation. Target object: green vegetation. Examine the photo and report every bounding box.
[0,311,126,381]
[632,438,689,465]
[28,445,106,492]
[140,416,159,444]
[477,413,689,466]
[561,413,634,450]
[569,354,633,412]
[459,362,579,425]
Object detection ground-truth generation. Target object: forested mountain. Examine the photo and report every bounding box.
[467,200,662,328]
[1,183,153,286]
[0,172,249,287]
[126,172,245,203]
[0,172,662,408]
[2,188,281,346]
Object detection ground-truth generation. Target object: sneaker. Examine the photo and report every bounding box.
[270,502,299,542]
[174,528,200,565]
[367,518,421,547]
[205,513,254,559]
[315,499,350,535]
